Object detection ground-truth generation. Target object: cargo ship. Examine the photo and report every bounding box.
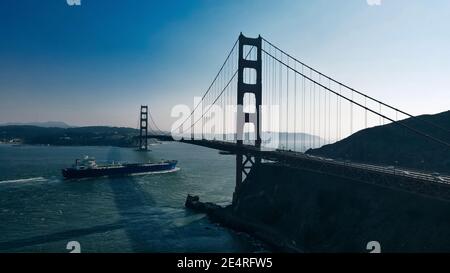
[62,156,178,179]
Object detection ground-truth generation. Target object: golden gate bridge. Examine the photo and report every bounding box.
[147,33,450,202]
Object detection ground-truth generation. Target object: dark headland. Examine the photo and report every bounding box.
[0,125,172,147]
[187,110,450,252]
[307,110,450,173]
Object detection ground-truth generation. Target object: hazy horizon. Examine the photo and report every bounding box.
[1,0,450,130]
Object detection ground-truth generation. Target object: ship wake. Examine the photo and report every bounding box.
[0,177,48,185]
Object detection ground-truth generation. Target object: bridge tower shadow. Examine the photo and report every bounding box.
[106,147,157,252]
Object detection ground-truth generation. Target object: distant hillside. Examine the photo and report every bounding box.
[307,110,450,173]
[0,125,139,147]
[0,121,72,128]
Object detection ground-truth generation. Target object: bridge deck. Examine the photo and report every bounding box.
[182,139,450,200]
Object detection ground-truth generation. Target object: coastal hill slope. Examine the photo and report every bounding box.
[0,125,139,147]
[306,110,450,173]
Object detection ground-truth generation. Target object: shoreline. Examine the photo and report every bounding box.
[184,195,302,253]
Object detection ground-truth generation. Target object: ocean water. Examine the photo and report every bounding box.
[0,143,265,253]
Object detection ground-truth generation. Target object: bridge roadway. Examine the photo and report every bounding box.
[181,139,450,200]
[144,134,174,141]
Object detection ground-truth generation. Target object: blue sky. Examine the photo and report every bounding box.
[0,0,449,129]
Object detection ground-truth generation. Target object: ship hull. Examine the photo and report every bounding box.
[62,161,177,179]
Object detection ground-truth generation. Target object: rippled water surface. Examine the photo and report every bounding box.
[0,143,264,252]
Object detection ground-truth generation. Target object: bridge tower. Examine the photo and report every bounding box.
[233,33,262,205]
[139,105,148,151]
